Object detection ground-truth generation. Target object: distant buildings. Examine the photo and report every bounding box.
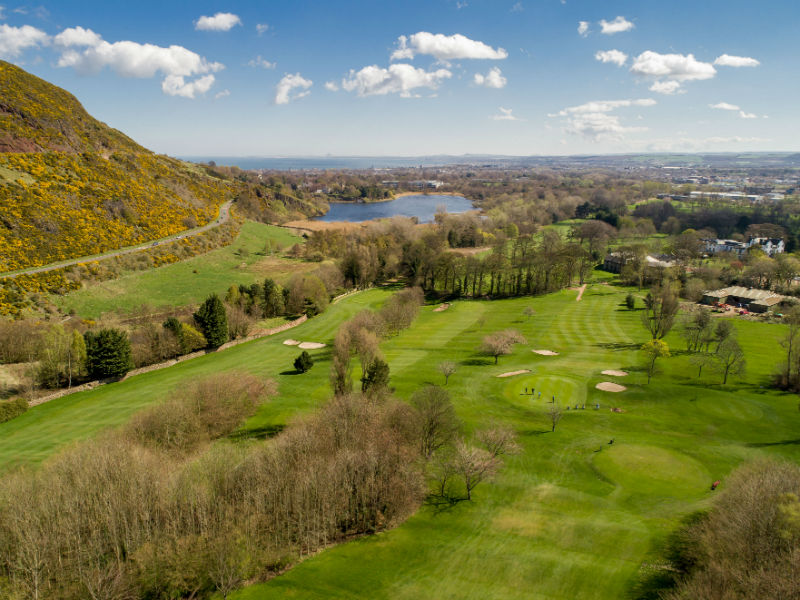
[602,252,676,274]
[702,237,785,257]
[701,286,786,313]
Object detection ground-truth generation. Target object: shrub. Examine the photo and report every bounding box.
[84,328,133,379]
[194,294,228,348]
[294,351,314,373]
[0,397,27,424]
[625,293,636,310]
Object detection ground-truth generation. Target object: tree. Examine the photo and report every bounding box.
[410,385,460,458]
[330,325,352,396]
[437,360,458,385]
[680,308,712,352]
[713,320,734,352]
[479,329,527,364]
[547,403,563,432]
[262,278,285,318]
[294,350,314,373]
[362,358,390,394]
[714,337,746,384]
[641,339,670,384]
[67,329,87,387]
[453,441,499,500]
[690,351,714,378]
[641,285,679,339]
[625,293,636,310]
[523,306,536,320]
[476,425,520,458]
[194,294,228,348]
[84,328,133,379]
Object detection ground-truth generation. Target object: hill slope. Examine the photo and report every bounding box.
[0,61,232,272]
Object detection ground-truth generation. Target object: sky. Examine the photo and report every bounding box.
[0,0,797,157]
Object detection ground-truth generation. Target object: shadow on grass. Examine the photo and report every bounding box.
[747,438,800,448]
[595,342,641,351]
[229,424,286,441]
[462,357,493,366]
[425,494,467,515]
[279,369,303,376]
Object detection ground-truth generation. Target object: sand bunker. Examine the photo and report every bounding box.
[298,342,326,350]
[532,350,559,356]
[596,382,627,392]
[433,303,451,312]
[496,370,531,378]
[283,339,300,346]
[601,370,629,377]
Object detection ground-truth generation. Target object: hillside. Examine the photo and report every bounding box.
[0,61,232,272]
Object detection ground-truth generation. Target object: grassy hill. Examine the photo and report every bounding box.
[0,60,234,272]
[1,285,798,598]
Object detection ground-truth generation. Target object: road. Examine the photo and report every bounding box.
[0,199,233,279]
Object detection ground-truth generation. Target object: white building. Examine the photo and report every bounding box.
[702,237,784,257]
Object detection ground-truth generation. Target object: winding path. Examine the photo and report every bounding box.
[0,199,234,279]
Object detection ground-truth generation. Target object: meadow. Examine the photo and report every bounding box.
[2,283,798,598]
[53,221,312,319]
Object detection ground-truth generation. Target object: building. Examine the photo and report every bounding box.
[602,252,676,274]
[702,237,784,257]
[701,286,786,313]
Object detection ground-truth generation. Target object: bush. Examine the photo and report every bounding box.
[294,350,314,373]
[625,293,636,310]
[194,294,229,348]
[84,328,133,379]
[0,397,27,424]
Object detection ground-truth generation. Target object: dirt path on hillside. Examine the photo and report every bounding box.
[574,284,587,301]
[0,200,234,278]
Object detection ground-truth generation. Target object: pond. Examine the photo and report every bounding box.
[315,194,475,223]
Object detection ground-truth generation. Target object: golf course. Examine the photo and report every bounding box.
[1,281,796,599]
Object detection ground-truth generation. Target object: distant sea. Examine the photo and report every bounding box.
[179,156,462,170]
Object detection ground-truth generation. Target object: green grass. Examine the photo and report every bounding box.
[53,221,310,318]
[3,284,800,599]
[0,164,34,185]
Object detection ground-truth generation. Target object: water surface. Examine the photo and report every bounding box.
[316,194,474,223]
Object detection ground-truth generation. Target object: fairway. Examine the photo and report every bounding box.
[3,284,799,599]
[53,221,311,318]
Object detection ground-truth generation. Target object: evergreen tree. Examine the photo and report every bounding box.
[294,350,314,373]
[262,278,285,318]
[362,358,390,394]
[84,328,133,379]
[194,294,229,348]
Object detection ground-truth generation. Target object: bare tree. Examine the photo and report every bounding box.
[479,329,527,364]
[330,326,352,395]
[523,306,535,321]
[437,360,458,385]
[411,386,460,458]
[714,337,746,384]
[641,285,679,339]
[453,441,499,500]
[476,425,520,458]
[547,404,563,432]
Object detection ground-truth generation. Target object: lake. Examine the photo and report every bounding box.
[315,194,475,223]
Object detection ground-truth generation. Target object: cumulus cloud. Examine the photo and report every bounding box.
[649,80,683,95]
[739,110,757,119]
[214,89,230,99]
[247,55,275,69]
[594,49,627,66]
[714,54,760,67]
[473,66,506,88]
[490,107,519,121]
[341,63,451,97]
[161,74,215,98]
[551,98,655,141]
[630,51,716,81]
[54,27,223,97]
[390,32,507,62]
[324,81,339,91]
[599,16,634,35]
[274,72,312,104]
[709,102,739,111]
[577,21,589,37]
[195,12,241,32]
[256,23,269,35]
[0,23,48,58]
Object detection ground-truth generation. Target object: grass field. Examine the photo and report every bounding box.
[53,221,312,319]
[3,284,799,599]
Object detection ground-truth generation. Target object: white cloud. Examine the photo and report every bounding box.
[54,27,223,98]
[551,98,655,141]
[630,51,716,83]
[649,80,683,95]
[739,110,757,119]
[473,66,506,88]
[390,32,507,62]
[510,2,523,12]
[0,6,5,19]
[709,102,739,111]
[456,1,468,8]
[577,21,589,37]
[594,49,627,66]
[643,136,769,152]
[275,72,312,104]
[341,63,451,97]
[54,26,102,47]
[599,16,634,35]
[324,81,339,91]
[714,54,760,68]
[161,74,215,98]
[256,23,269,35]
[247,55,275,69]
[214,89,230,99]
[490,107,519,121]
[195,12,242,32]
[0,23,48,58]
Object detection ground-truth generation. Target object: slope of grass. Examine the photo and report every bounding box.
[53,221,309,318]
[2,284,799,599]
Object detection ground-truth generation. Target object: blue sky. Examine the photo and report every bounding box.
[0,0,796,156]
